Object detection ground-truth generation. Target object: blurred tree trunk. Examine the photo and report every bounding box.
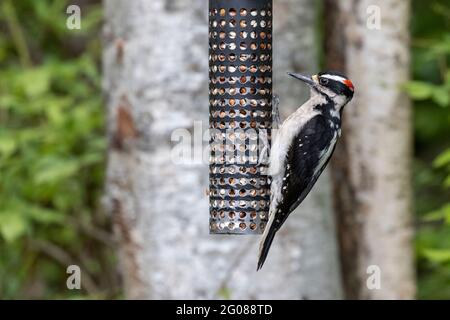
[272,0,343,299]
[103,0,341,299]
[324,0,416,299]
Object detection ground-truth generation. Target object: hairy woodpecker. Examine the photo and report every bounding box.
[257,71,355,270]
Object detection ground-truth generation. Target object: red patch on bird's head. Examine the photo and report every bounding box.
[343,79,354,92]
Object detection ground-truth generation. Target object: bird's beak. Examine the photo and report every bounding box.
[287,72,317,88]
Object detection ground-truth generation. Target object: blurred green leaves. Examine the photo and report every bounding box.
[0,211,28,243]
[422,249,450,264]
[424,204,450,224]
[0,0,118,299]
[404,36,450,107]
[404,80,450,107]
[0,56,106,217]
[434,149,450,168]
[405,72,450,109]
[409,0,450,299]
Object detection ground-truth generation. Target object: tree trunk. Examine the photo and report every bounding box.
[325,0,416,299]
[103,0,342,299]
[272,0,343,299]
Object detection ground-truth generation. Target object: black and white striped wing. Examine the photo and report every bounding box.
[258,114,338,270]
[271,114,337,229]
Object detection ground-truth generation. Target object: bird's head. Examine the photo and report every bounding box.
[288,71,354,109]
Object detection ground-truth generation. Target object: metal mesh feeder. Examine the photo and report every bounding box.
[209,0,273,235]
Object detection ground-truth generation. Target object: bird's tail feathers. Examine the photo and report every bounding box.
[257,213,278,271]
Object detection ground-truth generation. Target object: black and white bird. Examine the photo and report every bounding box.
[257,71,355,270]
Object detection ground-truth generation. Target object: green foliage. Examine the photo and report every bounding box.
[0,0,119,298]
[404,77,450,107]
[434,150,450,189]
[410,0,450,300]
[404,31,450,108]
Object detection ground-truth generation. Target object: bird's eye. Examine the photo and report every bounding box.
[319,77,329,85]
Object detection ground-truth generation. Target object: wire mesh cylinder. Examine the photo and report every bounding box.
[209,0,273,234]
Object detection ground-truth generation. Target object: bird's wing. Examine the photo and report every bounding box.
[258,115,337,270]
[273,114,336,227]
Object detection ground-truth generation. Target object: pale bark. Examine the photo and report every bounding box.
[272,0,343,299]
[325,0,416,299]
[103,0,341,299]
